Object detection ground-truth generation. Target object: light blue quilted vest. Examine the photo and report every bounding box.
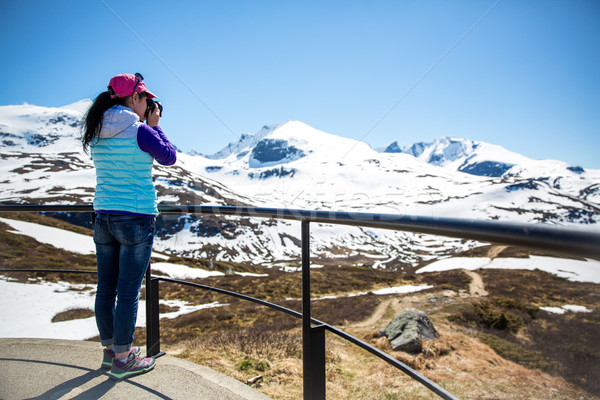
[91,137,158,216]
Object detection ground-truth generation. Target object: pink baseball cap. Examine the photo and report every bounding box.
[107,73,157,99]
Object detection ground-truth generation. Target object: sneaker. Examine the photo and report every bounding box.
[109,353,156,381]
[101,347,142,370]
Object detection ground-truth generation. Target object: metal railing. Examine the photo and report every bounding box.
[1,204,599,400]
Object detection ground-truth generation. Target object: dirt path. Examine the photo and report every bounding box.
[464,270,488,297]
[353,298,395,328]
[487,245,508,259]
[460,245,503,297]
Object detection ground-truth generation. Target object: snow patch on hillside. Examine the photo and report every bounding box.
[0,217,168,259]
[416,256,600,283]
[0,277,228,341]
[0,217,95,254]
[540,305,593,314]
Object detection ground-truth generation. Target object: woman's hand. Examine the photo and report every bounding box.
[147,104,161,127]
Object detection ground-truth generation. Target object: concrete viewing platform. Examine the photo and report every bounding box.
[0,338,272,400]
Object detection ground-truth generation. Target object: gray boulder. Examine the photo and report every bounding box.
[377,310,439,353]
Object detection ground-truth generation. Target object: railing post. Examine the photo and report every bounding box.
[145,266,164,358]
[302,220,326,400]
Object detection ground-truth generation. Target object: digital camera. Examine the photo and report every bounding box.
[145,98,163,119]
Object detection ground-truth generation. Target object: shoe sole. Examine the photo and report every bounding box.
[108,362,155,381]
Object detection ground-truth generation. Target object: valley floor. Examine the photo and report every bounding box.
[159,264,600,400]
[1,212,599,399]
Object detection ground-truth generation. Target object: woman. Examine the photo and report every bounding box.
[82,73,176,380]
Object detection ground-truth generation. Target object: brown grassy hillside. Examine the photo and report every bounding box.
[1,213,598,399]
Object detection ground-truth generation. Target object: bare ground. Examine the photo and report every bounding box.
[165,280,598,400]
[464,270,489,297]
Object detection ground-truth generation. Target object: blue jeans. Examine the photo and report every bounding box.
[93,214,155,354]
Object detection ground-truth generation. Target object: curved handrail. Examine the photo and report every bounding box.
[1,204,599,259]
[156,276,303,320]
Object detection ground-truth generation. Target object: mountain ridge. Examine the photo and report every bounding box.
[378,135,587,178]
[1,101,599,268]
[203,123,591,180]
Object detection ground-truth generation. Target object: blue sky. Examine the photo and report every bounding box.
[1,0,599,168]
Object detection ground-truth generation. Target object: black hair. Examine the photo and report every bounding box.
[82,91,127,153]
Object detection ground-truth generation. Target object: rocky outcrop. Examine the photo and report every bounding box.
[377,310,439,353]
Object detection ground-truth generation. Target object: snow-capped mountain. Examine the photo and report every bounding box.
[380,136,587,178]
[1,103,599,269]
[186,121,599,222]
[0,101,253,207]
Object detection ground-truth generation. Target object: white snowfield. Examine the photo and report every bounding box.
[312,284,434,301]
[416,256,600,284]
[151,262,225,279]
[0,217,169,259]
[0,217,267,341]
[416,255,598,315]
[0,277,227,341]
[0,217,95,254]
[0,217,261,277]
